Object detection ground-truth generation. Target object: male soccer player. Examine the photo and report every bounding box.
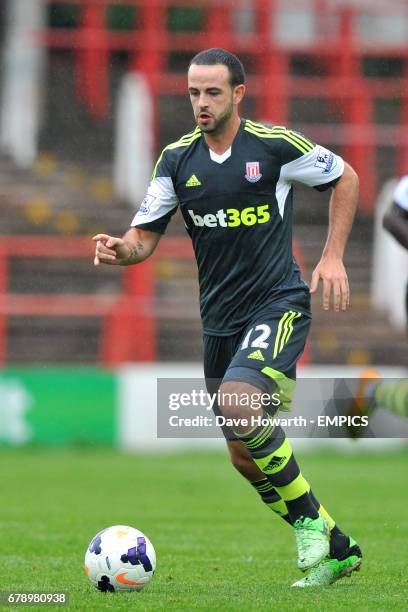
[347,175,408,437]
[93,49,361,586]
[383,173,408,328]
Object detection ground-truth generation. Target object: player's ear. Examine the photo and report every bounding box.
[233,84,246,105]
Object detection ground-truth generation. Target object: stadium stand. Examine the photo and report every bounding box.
[0,0,407,365]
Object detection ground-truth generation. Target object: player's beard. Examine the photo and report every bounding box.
[197,97,234,135]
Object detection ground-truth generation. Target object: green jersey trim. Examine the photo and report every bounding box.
[246,120,314,149]
[244,120,314,155]
[151,127,202,179]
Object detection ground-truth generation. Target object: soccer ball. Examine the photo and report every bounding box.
[85,525,156,592]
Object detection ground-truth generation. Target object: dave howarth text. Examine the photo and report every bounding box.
[169,415,307,428]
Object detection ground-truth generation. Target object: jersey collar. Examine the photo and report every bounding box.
[202,118,244,165]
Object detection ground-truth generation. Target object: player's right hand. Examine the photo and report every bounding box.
[92,233,131,266]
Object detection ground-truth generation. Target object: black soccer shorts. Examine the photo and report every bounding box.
[203,302,311,427]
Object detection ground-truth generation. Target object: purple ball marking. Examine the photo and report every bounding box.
[88,528,108,555]
[126,546,138,566]
[137,537,147,555]
[122,536,152,572]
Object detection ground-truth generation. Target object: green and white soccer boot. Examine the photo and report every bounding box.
[292,537,362,587]
[293,515,330,571]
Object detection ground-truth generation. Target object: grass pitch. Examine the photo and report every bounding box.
[0,447,406,611]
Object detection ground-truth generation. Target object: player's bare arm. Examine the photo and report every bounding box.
[310,162,359,312]
[383,201,408,250]
[93,227,161,266]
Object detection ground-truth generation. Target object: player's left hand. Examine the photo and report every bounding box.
[310,257,350,312]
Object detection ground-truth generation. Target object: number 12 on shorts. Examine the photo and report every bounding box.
[240,312,302,358]
[240,324,271,350]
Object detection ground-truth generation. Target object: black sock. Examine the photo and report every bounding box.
[285,491,319,522]
[330,525,350,559]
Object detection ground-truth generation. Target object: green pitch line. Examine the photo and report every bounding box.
[0,448,406,611]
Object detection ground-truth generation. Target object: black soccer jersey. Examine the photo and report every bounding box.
[131,119,344,335]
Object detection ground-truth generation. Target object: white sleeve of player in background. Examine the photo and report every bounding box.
[280,145,345,187]
[393,175,408,211]
[131,176,179,226]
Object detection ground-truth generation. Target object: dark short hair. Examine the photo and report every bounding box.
[189,48,246,86]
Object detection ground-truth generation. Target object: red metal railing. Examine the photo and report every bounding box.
[0,235,309,366]
[0,236,193,366]
[36,0,408,211]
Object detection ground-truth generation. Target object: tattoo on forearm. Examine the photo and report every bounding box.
[121,240,145,265]
[129,242,144,258]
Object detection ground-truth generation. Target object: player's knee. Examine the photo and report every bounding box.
[218,380,263,420]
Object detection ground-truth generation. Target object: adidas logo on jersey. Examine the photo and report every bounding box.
[247,350,265,361]
[186,174,202,187]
